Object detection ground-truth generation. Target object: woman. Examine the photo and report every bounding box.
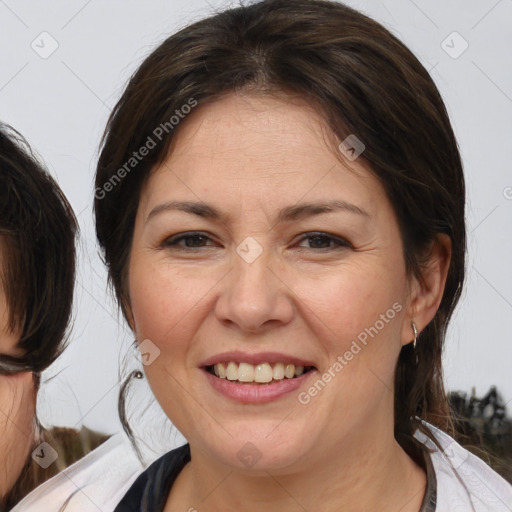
[0,123,77,510]
[94,0,512,510]
[0,124,141,512]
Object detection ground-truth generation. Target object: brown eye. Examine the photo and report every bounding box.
[161,232,215,249]
[297,232,351,250]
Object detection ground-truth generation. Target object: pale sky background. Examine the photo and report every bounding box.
[0,0,510,439]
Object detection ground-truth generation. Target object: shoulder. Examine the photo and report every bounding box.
[11,432,145,512]
[114,443,191,512]
[415,422,512,511]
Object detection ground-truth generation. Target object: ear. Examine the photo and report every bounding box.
[401,233,452,346]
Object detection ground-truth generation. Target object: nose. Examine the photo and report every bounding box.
[214,247,294,334]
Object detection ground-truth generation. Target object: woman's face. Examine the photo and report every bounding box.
[128,93,417,472]
[0,244,36,497]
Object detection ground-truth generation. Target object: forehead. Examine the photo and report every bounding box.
[140,93,386,218]
[166,92,341,169]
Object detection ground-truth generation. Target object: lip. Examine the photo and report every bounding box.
[199,351,316,367]
[202,367,316,404]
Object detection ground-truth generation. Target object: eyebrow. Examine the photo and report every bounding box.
[146,199,370,225]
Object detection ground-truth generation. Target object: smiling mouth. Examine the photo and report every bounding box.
[205,362,316,385]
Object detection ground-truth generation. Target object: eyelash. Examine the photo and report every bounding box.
[161,231,351,251]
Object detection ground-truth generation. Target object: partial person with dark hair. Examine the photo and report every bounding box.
[0,124,142,512]
[93,0,509,510]
[0,123,77,510]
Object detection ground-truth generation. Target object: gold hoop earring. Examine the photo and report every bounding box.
[411,321,418,349]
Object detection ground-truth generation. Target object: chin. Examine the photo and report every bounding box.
[198,427,313,473]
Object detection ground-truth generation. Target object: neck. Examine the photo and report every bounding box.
[166,419,426,512]
[0,372,36,501]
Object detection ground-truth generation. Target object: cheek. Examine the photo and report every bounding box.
[296,262,407,408]
[297,263,405,345]
[0,304,22,357]
[128,257,216,351]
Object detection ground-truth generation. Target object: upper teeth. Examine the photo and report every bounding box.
[213,362,305,383]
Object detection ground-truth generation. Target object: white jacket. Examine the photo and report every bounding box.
[11,432,144,512]
[12,423,512,511]
[414,423,512,511]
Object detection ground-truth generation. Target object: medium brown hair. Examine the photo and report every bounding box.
[94,0,466,443]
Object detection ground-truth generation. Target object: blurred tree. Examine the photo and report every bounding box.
[448,386,512,483]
